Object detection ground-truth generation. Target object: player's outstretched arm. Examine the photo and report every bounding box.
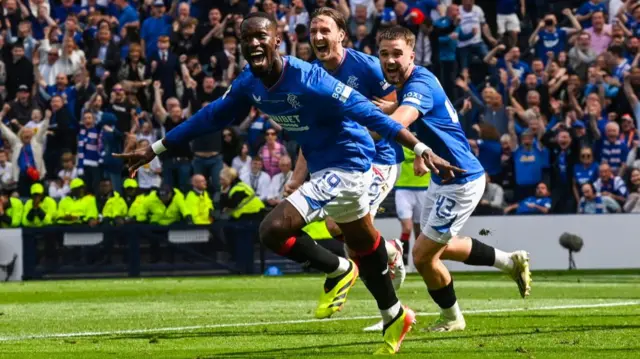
[114,80,249,175]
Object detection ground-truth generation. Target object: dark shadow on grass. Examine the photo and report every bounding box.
[101,324,640,358]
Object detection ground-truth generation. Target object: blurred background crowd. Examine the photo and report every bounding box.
[0,0,639,230]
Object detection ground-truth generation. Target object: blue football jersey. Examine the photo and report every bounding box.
[165,56,404,174]
[397,66,484,185]
[314,48,403,165]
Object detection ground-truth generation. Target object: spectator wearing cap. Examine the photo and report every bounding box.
[584,11,612,55]
[576,0,607,29]
[22,183,57,227]
[504,181,552,215]
[122,178,146,222]
[529,9,581,62]
[185,174,214,225]
[593,163,628,206]
[141,0,173,58]
[0,104,48,197]
[568,32,598,80]
[6,43,34,101]
[595,121,629,176]
[5,86,40,130]
[137,184,191,225]
[578,182,620,214]
[0,192,23,228]
[56,178,98,226]
[97,178,127,226]
[220,167,265,221]
[150,36,180,100]
[508,109,549,202]
[457,0,497,74]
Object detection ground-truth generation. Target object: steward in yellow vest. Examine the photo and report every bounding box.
[22,183,57,227]
[0,194,23,228]
[122,178,145,222]
[185,174,214,225]
[137,185,191,225]
[56,178,99,226]
[97,179,128,225]
[219,167,264,220]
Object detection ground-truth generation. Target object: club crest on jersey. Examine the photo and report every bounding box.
[347,75,359,89]
[287,94,301,109]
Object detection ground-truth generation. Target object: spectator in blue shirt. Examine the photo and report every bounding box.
[529,10,581,61]
[114,0,139,34]
[469,124,503,181]
[485,45,532,82]
[572,147,599,203]
[434,4,473,98]
[53,0,82,24]
[504,182,552,214]
[578,182,621,214]
[141,0,173,58]
[595,121,629,176]
[508,112,549,202]
[39,73,78,118]
[576,0,607,29]
[593,163,628,206]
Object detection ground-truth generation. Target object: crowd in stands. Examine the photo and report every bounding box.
[1,0,640,230]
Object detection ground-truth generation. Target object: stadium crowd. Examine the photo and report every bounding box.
[0,0,639,229]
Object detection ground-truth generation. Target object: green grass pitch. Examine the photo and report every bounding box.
[1,271,639,358]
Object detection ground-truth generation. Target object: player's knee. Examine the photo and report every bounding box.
[258,217,288,249]
[325,218,342,237]
[412,238,438,269]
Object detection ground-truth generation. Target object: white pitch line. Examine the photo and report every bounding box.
[0,301,637,342]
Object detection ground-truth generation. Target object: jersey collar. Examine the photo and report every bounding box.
[267,56,288,92]
[327,48,348,75]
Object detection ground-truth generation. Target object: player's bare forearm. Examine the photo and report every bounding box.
[291,149,308,184]
[394,129,420,152]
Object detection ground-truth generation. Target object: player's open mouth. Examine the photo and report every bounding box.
[314,43,329,55]
[386,66,399,75]
[249,52,267,67]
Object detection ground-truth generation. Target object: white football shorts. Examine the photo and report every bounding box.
[497,14,521,34]
[395,189,428,223]
[287,167,373,224]
[369,163,399,218]
[421,175,485,244]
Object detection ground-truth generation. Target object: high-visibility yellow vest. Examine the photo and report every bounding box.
[102,192,128,219]
[395,147,431,189]
[185,190,214,224]
[22,196,57,227]
[1,197,23,228]
[302,220,333,240]
[126,194,146,220]
[138,189,189,225]
[57,195,98,224]
[229,181,265,219]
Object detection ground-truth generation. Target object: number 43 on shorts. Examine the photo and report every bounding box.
[435,195,456,219]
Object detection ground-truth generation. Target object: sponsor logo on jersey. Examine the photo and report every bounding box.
[380,80,391,91]
[332,82,353,103]
[287,94,302,109]
[269,114,309,131]
[403,91,422,105]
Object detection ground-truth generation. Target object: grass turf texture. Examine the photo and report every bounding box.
[1,271,639,358]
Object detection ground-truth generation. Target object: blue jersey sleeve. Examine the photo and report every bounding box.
[313,69,403,142]
[164,74,251,147]
[399,76,434,115]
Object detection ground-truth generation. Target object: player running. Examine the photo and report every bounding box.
[376,26,532,332]
[115,13,464,354]
[283,7,408,327]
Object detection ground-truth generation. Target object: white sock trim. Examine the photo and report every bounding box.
[327,257,350,278]
[494,249,514,272]
[442,301,462,320]
[381,301,402,324]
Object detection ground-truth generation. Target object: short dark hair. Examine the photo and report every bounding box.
[609,44,625,58]
[310,7,348,34]
[378,25,416,49]
[242,12,277,29]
